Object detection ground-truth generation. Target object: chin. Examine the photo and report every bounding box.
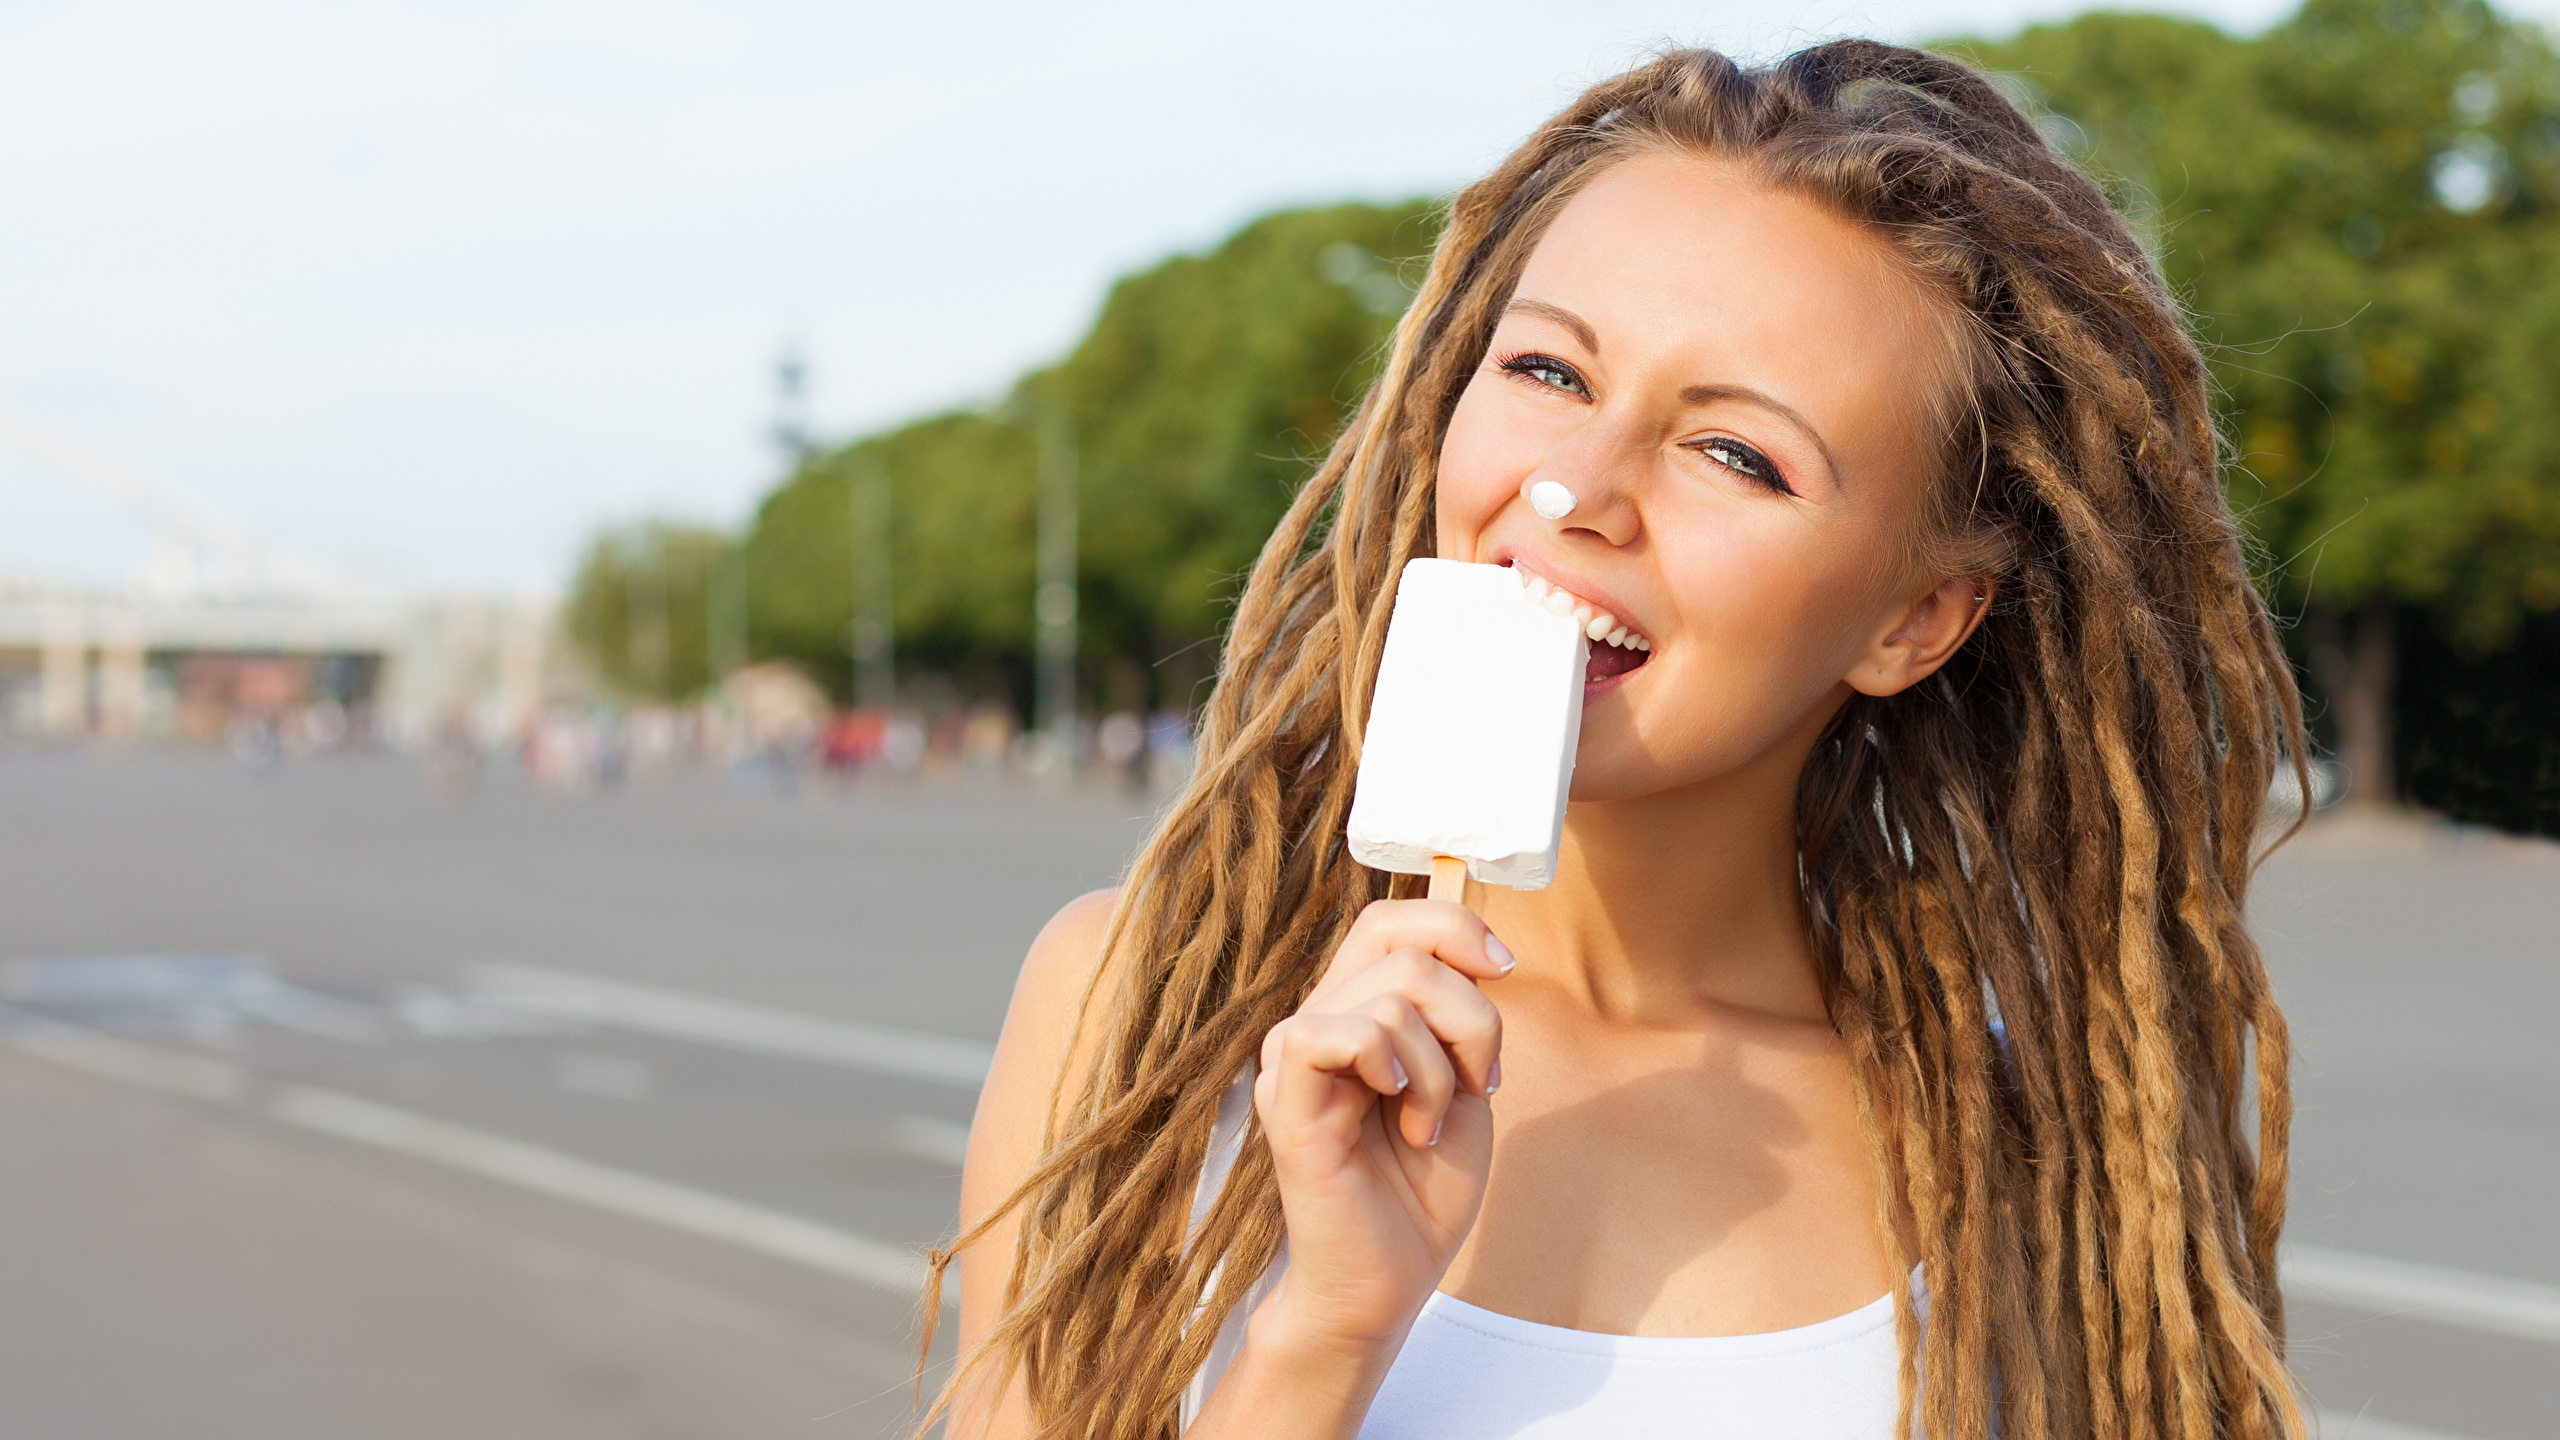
[1564,755,1675,805]
[1567,717,1796,807]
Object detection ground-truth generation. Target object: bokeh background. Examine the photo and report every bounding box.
[1,2,2554,1437]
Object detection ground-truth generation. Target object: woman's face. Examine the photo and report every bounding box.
[1435,151,1979,804]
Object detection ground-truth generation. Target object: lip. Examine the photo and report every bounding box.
[1583,660,1642,702]
[1486,544,1655,701]
[1487,544,1650,650]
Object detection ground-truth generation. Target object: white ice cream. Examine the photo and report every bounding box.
[1347,558,1588,889]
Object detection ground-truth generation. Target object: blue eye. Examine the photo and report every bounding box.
[1497,352,1588,396]
[1690,437,1795,497]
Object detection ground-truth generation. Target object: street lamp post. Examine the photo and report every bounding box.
[848,457,894,709]
[1034,404,1078,752]
[624,545,668,700]
[710,544,747,682]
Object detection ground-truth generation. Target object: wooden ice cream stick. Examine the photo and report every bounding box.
[1429,855,1471,907]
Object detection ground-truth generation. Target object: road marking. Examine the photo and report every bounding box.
[268,1086,929,1296]
[225,979,389,1045]
[2287,1242,2560,1346]
[4,954,387,1044]
[3,1009,942,1303]
[12,1007,2552,1352]
[2314,1408,2481,1440]
[395,985,589,1039]
[0,1005,246,1103]
[467,963,993,1088]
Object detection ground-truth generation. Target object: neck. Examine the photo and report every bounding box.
[1477,730,1829,1030]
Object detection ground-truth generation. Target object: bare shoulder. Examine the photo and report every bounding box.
[964,887,1123,1214]
[1013,887,1124,1032]
[954,886,1125,1432]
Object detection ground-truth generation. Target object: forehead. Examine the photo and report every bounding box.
[1516,151,1954,461]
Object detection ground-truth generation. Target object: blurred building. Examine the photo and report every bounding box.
[0,409,573,752]
[0,578,563,752]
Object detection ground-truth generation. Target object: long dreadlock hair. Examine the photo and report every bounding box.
[923,39,2311,1440]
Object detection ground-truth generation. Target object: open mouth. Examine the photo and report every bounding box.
[1585,635,1648,683]
[1504,562,1652,687]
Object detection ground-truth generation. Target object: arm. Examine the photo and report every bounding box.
[1179,1283,1411,1439]
[953,892,1514,1439]
[949,887,1121,1440]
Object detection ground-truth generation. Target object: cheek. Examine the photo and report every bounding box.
[1656,513,1898,706]
[1433,379,1537,556]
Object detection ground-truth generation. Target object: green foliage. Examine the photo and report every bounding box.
[1956,0,2560,647]
[1059,202,1439,651]
[743,415,1040,701]
[564,521,733,701]
[739,199,1440,706]
[609,0,2560,713]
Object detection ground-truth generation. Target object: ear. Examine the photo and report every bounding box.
[1844,575,1996,698]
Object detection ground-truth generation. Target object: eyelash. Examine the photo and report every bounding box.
[1686,437,1796,497]
[1493,350,1797,498]
[1495,350,1586,396]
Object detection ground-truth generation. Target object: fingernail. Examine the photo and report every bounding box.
[1485,933,1517,974]
[1428,1117,1443,1147]
[1488,1059,1504,1095]
[1391,1058,1409,1092]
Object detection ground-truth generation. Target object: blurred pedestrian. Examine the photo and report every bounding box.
[1096,710,1144,794]
[1145,707,1192,793]
[426,708,477,799]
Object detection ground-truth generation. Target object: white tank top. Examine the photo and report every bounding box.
[1178,1070,1909,1437]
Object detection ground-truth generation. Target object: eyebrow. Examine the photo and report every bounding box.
[1501,297,1598,353]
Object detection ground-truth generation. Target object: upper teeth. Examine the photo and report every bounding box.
[1516,568,1650,651]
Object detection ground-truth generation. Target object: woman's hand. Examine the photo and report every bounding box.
[1250,897,1512,1353]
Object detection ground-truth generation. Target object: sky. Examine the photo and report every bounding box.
[0,0,2518,597]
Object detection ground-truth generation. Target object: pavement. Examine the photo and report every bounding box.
[0,751,2549,1438]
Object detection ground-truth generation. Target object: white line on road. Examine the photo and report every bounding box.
[269,1086,929,1295]
[2314,1404,2488,1434]
[2,1009,943,1303]
[9,1010,2551,1350]
[2314,1407,2482,1440]
[467,964,993,1088]
[2287,1242,2560,1346]
[0,1005,246,1103]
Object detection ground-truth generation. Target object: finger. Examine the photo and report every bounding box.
[1316,899,1518,998]
[1268,1012,1410,1124]
[1320,948,1505,1097]
[1364,994,1458,1148]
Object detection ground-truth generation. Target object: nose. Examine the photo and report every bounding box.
[1518,431,1640,546]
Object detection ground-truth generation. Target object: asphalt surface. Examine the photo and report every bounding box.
[0,750,2550,1439]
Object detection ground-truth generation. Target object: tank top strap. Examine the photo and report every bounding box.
[1179,1066,1287,1429]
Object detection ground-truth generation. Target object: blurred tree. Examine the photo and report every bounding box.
[1055,202,1439,672]
[1958,0,2560,806]
[573,3,2560,828]
[564,521,731,701]
[744,413,1040,702]
[741,199,1440,709]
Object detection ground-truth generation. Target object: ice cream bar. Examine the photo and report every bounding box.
[1348,558,1588,891]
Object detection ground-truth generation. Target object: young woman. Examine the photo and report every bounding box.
[936,39,2308,1440]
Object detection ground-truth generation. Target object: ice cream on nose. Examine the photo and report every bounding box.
[1527,480,1578,519]
[1347,558,1589,892]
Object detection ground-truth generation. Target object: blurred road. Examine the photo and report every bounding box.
[0,752,2551,1439]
